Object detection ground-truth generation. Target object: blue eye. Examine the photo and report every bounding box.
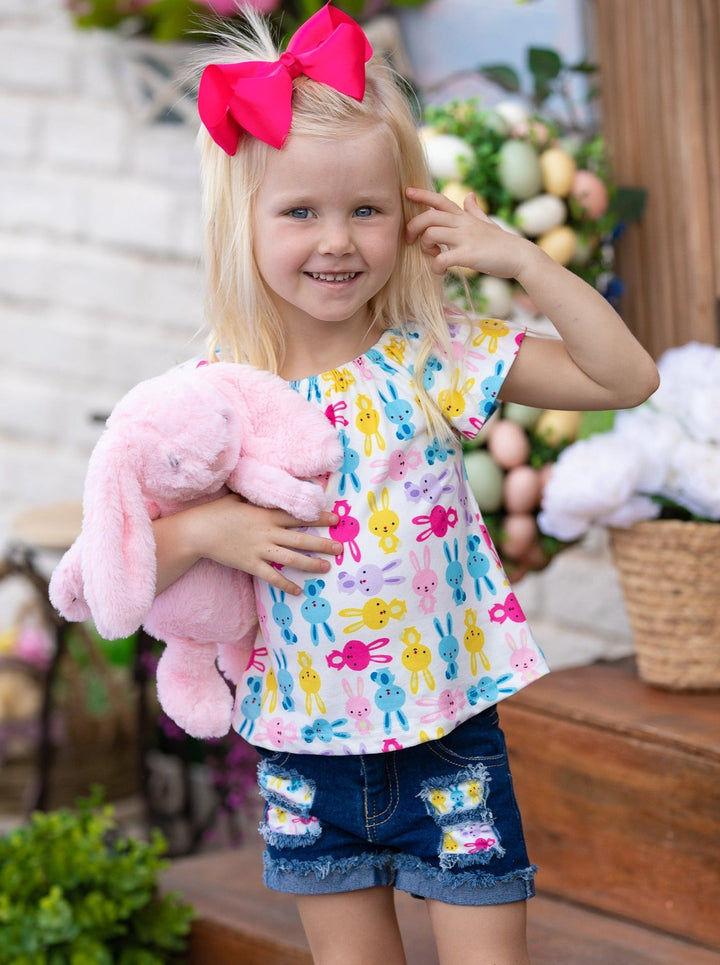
[289,208,311,219]
[355,206,375,218]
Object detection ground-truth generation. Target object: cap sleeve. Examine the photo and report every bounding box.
[424,317,524,440]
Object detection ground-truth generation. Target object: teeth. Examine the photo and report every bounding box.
[309,272,357,281]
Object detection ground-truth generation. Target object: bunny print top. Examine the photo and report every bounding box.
[232,316,549,754]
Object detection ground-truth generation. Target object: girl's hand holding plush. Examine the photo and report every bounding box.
[153,496,342,599]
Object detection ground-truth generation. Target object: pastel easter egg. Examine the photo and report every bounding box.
[482,110,511,136]
[502,402,543,430]
[500,514,538,561]
[464,450,504,512]
[497,140,543,201]
[539,147,577,197]
[493,100,529,131]
[557,134,584,158]
[441,181,489,212]
[504,465,542,514]
[512,118,552,148]
[522,539,551,571]
[536,225,577,265]
[487,419,531,470]
[514,193,567,237]
[570,234,598,267]
[477,275,513,318]
[537,462,555,494]
[534,409,583,446]
[571,170,609,219]
[424,134,475,181]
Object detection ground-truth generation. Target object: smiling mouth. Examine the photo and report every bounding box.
[307,272,358,282]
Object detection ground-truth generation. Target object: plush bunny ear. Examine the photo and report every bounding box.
[80,430,157,639]
[48,538,92,623]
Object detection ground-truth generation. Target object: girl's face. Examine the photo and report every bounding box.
[252,127,403,340]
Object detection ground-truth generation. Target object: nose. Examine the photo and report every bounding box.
[317,217,356,257]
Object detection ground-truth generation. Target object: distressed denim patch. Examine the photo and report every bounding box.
[419,762,504,869]
[258,759,321,848]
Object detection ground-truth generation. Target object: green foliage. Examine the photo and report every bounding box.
[480,45,599,121]
[577,409,616,440]
[0,793,194,964]
[64,0,431,42]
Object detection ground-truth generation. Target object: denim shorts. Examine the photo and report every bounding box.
[254,707,536,905]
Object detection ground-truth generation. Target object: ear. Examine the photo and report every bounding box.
[80,430,157,638]
[48,538,92,622]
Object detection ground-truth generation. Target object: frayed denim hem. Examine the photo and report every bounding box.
[392,850,537,891]
[261,847,537,903]
[263,851,397,887]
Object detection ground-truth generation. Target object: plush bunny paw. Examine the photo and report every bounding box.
[156,646,235,739]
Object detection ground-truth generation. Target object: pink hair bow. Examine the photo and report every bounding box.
[198,4,373,154]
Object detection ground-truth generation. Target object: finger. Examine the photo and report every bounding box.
[273,546,337,573]
[271,509,339,531]
[275,526,342,557]
[258,563,304,596]
[406,212,458,246]
[406,186,459,212]
[464,193,493,223]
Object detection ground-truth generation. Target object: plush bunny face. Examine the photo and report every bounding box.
[111,374,243,506]
[49,359,344,738]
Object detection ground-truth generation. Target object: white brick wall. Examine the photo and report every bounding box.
[0,0,633,667]
[0,1,204,535]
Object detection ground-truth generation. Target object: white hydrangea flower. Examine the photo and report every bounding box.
[596,495,661,529]
[538,435,651,540]
[537,342,720,540]
[613,407,684,493]
[651,342,720,416]
[661,440,720,521]
[683,384,720,444]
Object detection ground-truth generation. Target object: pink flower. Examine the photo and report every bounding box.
[15,625,54,668]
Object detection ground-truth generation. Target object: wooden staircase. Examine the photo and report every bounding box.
[162,659,720,964]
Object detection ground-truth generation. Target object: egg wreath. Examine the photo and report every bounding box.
[421,99,632,577]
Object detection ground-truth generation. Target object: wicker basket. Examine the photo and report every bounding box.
[609,520,720,691]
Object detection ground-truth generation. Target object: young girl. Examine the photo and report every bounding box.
[154,6,659,963]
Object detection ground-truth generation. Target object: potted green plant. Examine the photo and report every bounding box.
[0,793,194,963]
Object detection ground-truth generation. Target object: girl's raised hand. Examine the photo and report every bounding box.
[405,186,534,281]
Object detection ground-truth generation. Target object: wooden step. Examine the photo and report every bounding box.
[499,658,720,949]
[162,842,720,964]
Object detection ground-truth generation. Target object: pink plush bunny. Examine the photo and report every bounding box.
[49,361,342,739]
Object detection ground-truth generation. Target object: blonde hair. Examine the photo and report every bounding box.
[197,9,463,437]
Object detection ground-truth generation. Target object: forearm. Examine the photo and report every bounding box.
[405,187,660,412]
[153,510,202,595]
[515,244,658,405]
[151,494,343,599]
